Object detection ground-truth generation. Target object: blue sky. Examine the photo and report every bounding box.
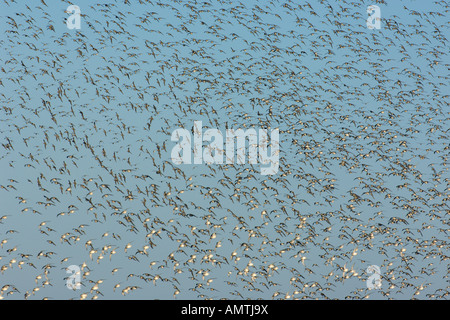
[0,0,449,299]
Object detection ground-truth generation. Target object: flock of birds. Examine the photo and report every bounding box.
[0,0,449,300]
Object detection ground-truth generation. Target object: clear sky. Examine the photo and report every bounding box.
[0,0,448,300]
